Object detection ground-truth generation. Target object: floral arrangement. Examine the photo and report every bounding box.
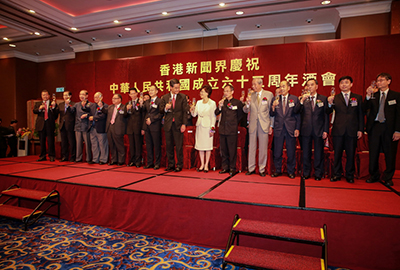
[289,99,294,103]
[262,97,267,101]
[17,128,32,139]
[350,97,357,103]
[316,99,323,105]
[227,102,233,109]
[151,100,154,106]
[97,106,101,112]
[210,127,216,133]
[117,106,121,111]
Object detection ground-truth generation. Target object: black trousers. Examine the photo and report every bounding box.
[220,134,238,171]
[128,133,142,165]
[145,129,161,166]
[60,126,76,160]
[107,125,125,164]
[165,122,184,169]
[39,121,55,158]
[332,134,357,178]
[368,122,399,181]
[302,134,324,178]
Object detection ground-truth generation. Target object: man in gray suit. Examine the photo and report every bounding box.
[74,90,92,163]
[243,78,274,177]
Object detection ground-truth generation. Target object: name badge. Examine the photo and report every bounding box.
[289,103,295,108]
[232,106,238,110]
[351,102,358,107]
[119,110,124,114]
[261,100,268,105]
[388,100,397,105]
[152,104,158,108]
[317,102,323,107]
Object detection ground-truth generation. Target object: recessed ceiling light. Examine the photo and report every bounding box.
[176,25,182,30]
[3,37,9,41]
[9,44,16,47]
[29,10,36,13]
[236,11,244,15]
[71,27,77,31]
[114,20,120,24]
[145,30,151,34]
[321,0,331,5]
[125,27,131,31]
[35,52,40,55]
[219,3,226,7]
[34,32,40,36]
[162,11,168,15]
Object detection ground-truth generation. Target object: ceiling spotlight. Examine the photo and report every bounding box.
[71,27,77,31]
[92,37,96,41]
[306,18,313,23]
[35,52,40,56]
[61,49,65,52]
[34,32,40,36]
[113,20,120,24]
[219,3,226,7]
[9,44,16,47]
[145,30,151,34]
[124,27,131,31]
[321,0,331,5]
[256,24,261,28]
[29,10,36,13]
[117,34,123,38]
[236,11,244,15]
[68,40,73,44]
[3,37,9,41]
[176,25,182,30]
[162,11,168,15]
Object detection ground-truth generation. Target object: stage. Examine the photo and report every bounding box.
[0,155,399,270]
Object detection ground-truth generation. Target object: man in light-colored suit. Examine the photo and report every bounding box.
[243,78,274,177]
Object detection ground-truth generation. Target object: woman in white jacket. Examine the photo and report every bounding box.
[190,85,216,172]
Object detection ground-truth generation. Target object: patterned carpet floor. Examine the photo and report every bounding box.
[0,217,349,270]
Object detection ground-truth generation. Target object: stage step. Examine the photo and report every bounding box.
[0,185,60,230]
[233,218,325,244]
[222,215,327,270]
[224,245,325,270]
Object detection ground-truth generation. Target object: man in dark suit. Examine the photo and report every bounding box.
[58,91,76,162]
[33,90,59,162]
[125,88,144,167]
[159,78,188,172]
[326,76,363,183]
[294,79,329,181]
[215,84,244,176]
[103,93,127,166]
[87,92,109,165]
[142,85,163,169]
[270,80,300,179]
[7,119,18,157]
[364,73,400,186]
[74,90,92,163]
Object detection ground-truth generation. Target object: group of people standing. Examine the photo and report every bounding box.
[33,72,399,186]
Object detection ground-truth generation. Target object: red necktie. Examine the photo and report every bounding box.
[172,95,176,108]
[44,102,48,120]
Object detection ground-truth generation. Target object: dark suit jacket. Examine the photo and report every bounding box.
[326,92,364,137]
[88,102,108,133]
[104,104,127,135]
[294,94,329,137]
[159,92,188,131]
[124,99,143,135]
[74,101,91,132]
[59,101,76,131]
[142,97,163,132]
[270,94,300,137]
[215,98,244,136]
[363,89,400,135]
[33,101,59,131]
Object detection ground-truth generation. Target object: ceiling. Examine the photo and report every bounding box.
[0,0,392,62]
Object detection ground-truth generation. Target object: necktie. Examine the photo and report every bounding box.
[172,95,176,108]
[110,106,117,124]
[377,92,386,123]
[44,102,48,120]
[283,97,286,114]
[310,96,315,111]
[64,104,67,113]
[344,93,349,106]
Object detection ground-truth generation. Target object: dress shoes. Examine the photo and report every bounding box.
[136,164,141,168]
[346,177,354,183]
[288,174,295,179]
[153,165,160,170]
[37,156,46,162]
[144,164,154,169]
[60,158,67,162]
[99,162,106,165]
[314,176,322,181]
[127,162,135,167]
[301,175,310,180]
[366,178,379,183]
[50,157,55,162]
[75,160,83,163]
[229,170,236,176]
[271,172,282,178]
[69,159,75,162]
[174,167,182,172]
[165,166,175,171]
[196,168,203,172]
[118,163,125,166]
[330,176,341,182]
[219,169,229,174]
[385,179,394,187]
[259,172,266,177]
[245,171,255,176]
[87,161,95,164]
[204,169,209,173]
[108,162,117,166]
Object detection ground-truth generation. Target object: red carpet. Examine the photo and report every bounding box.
[12,166,95,180]
[60,171,153,188]
[1,156,38,162]
[0,161,19,166]
[0,163,54,174]
[67,162,110,170]
[305,178,391,191]
[230,173,301,185]
[113,166,164,175]
[164,169,229,180]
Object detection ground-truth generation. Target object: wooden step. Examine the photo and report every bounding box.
[0,204,42,222]
[1,188,58,201]
[224,245,325,270]
[233,218,324,244]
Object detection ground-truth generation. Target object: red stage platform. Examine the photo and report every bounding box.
[0,156,399,270]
